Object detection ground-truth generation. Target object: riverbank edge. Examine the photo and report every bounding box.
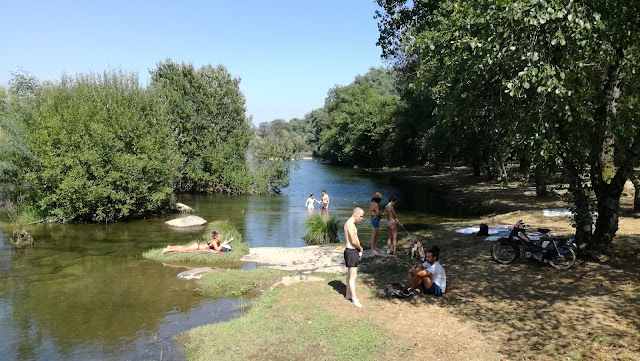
[175,166,640,360]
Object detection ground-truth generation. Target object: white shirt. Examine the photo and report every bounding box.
[422,260,446,293]
[305,197,315,209]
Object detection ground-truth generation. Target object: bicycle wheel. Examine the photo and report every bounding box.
[549,247,576,270]
[491,241,518,264]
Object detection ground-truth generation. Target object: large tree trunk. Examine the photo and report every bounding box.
[565,166,593,247]
[585,45,626,253]
[534,167,548,197]
[591,170,628,252]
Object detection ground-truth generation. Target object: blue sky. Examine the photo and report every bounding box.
[1,0,385,125]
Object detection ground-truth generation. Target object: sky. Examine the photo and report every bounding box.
[1,0,386,125]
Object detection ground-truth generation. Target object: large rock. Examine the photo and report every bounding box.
[174,202,194,213]
[165,215,207,227]
[240,246,378,273]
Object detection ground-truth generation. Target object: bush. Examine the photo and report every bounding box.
[4,196,37,248]
[303,214,340,245]
[150,60,253,193]
[25,71,180,222]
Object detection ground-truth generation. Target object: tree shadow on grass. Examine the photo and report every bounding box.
[359,230,640,360]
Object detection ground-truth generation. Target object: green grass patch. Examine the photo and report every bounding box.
[303,214,340,245]
[178,276,388,361]
[143,220,249,264]
[195,268,292,298]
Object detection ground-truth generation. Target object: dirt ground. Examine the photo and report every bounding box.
[246,167,640,360]
[357,168,640,360]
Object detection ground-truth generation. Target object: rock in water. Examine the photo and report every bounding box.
[165,215,207,227]
[174,202,194,213]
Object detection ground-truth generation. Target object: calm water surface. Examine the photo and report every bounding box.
[0,161,465,360]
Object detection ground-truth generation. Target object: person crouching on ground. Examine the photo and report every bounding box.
[161,231,223,255]
[407,246,446,296]
[344,207,365,307]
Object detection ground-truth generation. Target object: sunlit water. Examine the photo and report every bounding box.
[0,160,466,360]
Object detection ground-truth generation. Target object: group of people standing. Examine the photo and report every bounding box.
[368,192,399,255]
[342,192,446,308]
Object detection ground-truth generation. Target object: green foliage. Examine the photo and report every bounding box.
[0,74,38,201]
[302,214,340,245]
[26,71,180,222]
[249,119,298,194]
[318,68,401,167]
[4,196,36,248]
[375,0,640,248]
[150,59,253,193]
[302,108,328,155]
[200,219,243,244]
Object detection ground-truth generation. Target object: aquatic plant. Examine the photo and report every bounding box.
[4,196,35,248]
[303,214,340,245]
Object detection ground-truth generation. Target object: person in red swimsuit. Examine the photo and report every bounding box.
[161,231,222,254]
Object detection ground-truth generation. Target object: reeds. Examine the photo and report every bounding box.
[303,214,340,245]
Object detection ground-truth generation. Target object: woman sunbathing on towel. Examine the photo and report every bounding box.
[161,231,222,255]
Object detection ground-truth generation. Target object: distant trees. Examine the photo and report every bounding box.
[0,63,295,223]
[249,119,299,194]
[150,60,253,193]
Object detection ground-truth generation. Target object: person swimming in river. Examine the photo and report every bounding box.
[161,231,223,254]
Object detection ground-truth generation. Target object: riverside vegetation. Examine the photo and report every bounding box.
[0,62,299,228]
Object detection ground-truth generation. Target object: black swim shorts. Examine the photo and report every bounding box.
[344,248,360,268]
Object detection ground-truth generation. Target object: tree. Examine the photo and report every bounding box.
[249,119,297,194]
[150,59,252,193]
[0,72,39,202]
[319,82,398,167]
[376,0,640,251]
[26,71,180,222]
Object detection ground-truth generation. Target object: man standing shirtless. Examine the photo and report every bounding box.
[320,190,330,209]
[344,207,364,307]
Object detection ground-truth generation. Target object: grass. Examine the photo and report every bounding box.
[178,273,391,361]
[194,268,292,298]
[302,214,340,245]
[143,220,249,264]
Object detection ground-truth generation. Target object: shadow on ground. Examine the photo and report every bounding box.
[359,226,640,360]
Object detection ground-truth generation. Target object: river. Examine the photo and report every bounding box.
[0,160,464,360]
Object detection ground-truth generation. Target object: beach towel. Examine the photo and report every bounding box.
[456,224,511,235]
[543,208,573,217]
[170,249,223,255]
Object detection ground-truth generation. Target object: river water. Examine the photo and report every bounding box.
[0,160,465,360]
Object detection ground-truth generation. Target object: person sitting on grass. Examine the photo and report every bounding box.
[161,231,223,255]
[407,246,446,296]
